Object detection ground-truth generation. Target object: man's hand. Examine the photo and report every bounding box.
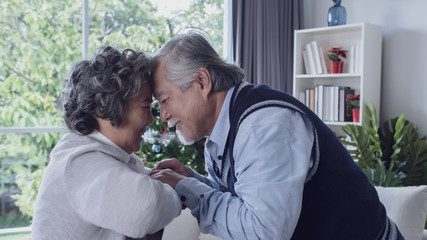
[151,158,194,177]
[149,169,186,189]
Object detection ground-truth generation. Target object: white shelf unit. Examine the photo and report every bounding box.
[293,22,382,136]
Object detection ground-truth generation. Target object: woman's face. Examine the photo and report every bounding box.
[97,82,154,153]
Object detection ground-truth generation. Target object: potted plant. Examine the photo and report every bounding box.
[340,102,427,187]
[328,47,347,73]
[346,94,360,122]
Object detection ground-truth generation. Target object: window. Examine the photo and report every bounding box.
[0,0,224,231]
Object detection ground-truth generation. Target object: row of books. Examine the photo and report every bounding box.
[302,41,360,75]
[298,85,356,122]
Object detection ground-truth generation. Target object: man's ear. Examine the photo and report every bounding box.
[195,67,212,98]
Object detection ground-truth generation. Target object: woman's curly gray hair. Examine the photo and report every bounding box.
[61,46,151,135]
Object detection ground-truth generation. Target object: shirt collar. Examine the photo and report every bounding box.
[205,86,235,156]
[88,129,134,164]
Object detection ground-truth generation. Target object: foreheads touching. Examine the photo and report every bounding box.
[62,46,152,135]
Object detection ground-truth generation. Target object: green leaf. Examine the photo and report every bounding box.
[327,54,340,62]
[341,124,378,169]
[363,164,402,187]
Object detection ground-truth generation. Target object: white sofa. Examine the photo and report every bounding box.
[163,186,427,240]
[163,208,220,240]
[375,186,427,240]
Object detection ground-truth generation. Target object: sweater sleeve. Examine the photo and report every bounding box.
[66,151,181,238]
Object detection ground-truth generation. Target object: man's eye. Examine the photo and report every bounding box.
[161,99,168,105]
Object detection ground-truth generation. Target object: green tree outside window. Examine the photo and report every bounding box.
[0,0,223,229]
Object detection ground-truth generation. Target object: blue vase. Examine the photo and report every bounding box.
[328,0,346,26]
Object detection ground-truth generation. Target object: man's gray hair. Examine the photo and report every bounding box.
[153,32,244,92]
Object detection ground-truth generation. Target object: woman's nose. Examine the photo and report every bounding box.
[147,111,155,125]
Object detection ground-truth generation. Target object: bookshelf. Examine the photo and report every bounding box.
[293,22,382,136]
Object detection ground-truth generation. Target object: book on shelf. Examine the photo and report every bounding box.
[305,88,310,108]
[318,46,328,74]
[348,46,355,73]
[339,86,351,121]
[309,85,356,123]
[343,87,355,122]
[310,41,323,74]
[346,44,362,74]
[302,50,310,75]
[302,42,329,75]
[317,85,324,119]
[332,86,339,121]
[309,88,315,111]
[354,45,360,73]
[339,86,345,121]
[304,43,316,75]
[327,86,335,121]
[298,91,306,105]
[324,86,331,121]
[314,86,318,115]
[300,88,316,112]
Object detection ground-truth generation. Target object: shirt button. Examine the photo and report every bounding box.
[180,196,186,202]
[129,158,136,165]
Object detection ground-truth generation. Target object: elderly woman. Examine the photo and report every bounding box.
[32,46,181,240]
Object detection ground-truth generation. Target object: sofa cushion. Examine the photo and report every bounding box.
[162,208,200,240]
[375,186,427,240]
[163,208,222,240]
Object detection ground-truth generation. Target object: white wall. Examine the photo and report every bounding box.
[303,0,427,137]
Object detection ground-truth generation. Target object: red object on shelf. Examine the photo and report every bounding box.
[330,61,343,74]
[352,109,360,123]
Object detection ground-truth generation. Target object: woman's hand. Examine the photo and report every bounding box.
[149,169,185,189]
[151,158,194,177]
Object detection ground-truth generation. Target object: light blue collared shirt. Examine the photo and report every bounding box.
[175,86,314,239]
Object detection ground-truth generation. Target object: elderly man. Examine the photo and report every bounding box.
[149,32,403,240]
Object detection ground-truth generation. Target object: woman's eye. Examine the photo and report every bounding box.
[142,104,152,110]
[161,99,168,105]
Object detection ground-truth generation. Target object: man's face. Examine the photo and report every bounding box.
[153,60,211,145]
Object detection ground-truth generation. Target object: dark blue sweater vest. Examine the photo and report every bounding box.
[220,82,388,239]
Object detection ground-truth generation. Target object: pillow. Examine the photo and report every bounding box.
[163,208,200,240]
[162,207,222,240]
[199,232,222,240]
[375,186,427,240]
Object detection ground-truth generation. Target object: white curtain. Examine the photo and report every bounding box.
[232,0,304,93]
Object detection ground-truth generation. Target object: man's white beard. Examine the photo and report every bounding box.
[176,129,196,146]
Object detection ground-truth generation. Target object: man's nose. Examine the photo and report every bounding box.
[160,106,171,122]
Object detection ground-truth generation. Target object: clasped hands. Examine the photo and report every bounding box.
[149,158,194,189]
